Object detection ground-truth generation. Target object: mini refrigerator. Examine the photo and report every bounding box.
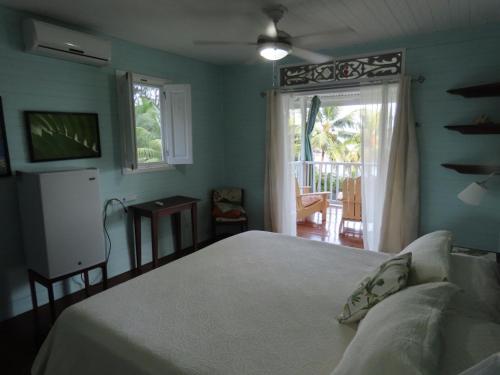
[17,168,105,279]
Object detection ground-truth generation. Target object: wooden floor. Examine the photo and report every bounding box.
[297,205,364,249]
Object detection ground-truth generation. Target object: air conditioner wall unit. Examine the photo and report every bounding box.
[23,19,111,66]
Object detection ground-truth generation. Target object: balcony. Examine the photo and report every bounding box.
[293,161,362,203]
[293,160,363,248]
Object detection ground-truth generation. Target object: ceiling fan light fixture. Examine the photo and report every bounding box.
[258,42,291,61]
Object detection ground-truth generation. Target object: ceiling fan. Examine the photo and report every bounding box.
[194,4,351,64]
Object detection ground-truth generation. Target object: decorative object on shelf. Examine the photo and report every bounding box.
[447,82,500,97]
[444,124,500,134]
[25,111,101,162]
[441,163,500,175]
[0,97,11,177]
[457,172,497,205]
[473,114,493,125]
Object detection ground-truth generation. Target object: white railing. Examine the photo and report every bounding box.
[293,161,362,202]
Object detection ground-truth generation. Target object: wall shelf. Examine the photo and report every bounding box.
[447,82,500,97]
[445,124,500,134]
[441,163,500,174]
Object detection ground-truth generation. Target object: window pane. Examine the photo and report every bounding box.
[133,83,164,163]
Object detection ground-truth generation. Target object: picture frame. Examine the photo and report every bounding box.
[0,97,12,177]
[25,111,101,162]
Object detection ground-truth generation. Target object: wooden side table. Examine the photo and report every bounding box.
[28,262,107,322]
[130,196,200,269]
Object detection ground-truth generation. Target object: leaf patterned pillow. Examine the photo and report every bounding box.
[337,253,412,324]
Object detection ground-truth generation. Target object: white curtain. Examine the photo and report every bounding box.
[264,90,297,235]
[360,82,398,251]
[360,77,419,252]
[380,76,419,252]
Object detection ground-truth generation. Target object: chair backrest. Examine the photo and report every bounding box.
[341,177,362,220]
[212,188,243,205]
[294,179,304,209]
[295,179,301,197]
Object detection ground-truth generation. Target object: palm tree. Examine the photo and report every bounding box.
[134,93,163,163]
[311,105,359,162]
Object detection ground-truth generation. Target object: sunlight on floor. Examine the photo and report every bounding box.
[297,205,364,249]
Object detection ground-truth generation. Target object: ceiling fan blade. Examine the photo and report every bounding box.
[291,47,332,64]
[193,41,257,46]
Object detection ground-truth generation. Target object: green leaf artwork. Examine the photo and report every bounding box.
[26,112,101,162]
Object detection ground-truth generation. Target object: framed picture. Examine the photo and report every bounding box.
[25,111,101,162]
[0,97,12,177]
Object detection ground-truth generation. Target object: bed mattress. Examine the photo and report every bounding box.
[32,231,388,375]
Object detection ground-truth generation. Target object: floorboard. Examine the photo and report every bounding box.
[297,205,364,249]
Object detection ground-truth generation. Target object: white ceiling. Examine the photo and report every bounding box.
[1,0,500,65]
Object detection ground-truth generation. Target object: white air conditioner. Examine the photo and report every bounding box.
[23,19,111,66]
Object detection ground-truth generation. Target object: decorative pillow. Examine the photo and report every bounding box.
[213,202,246,218]
[332,282,460,375]
[337,252,412,324]
[213,188,242,204]
[400,230,453,285]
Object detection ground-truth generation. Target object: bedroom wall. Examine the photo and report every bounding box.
[221,23,500,252]
[0,6,225,321]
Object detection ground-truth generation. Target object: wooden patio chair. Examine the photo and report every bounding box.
[295,179,330,223]
[338,177,362,236]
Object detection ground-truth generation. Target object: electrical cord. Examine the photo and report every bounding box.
[74,198,128,287]
[103,198,128,264]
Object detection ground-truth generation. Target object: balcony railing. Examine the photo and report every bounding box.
[293,161,362,202]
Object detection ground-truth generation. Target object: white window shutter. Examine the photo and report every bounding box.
[116,71,138,170]
[163,84,193,164]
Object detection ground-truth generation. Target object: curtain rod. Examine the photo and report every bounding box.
[259,75,425,97]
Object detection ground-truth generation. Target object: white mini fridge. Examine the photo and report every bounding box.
[17,168,105,279]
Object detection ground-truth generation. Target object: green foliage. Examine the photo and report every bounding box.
[28,113,100,161]
[134,84,163,163]
[310,105,361,162]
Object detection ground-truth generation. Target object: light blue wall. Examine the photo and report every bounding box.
[221,24,500,251]
[0,6,225,320]
[2,2,500,322]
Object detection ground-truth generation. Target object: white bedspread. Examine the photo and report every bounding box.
[32,231,388,375]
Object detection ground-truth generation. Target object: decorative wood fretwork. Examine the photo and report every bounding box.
[335,51,403,81]
[279,62,334,87]
[279,50,403,88]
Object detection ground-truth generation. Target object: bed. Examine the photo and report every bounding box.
[32,231,500,375]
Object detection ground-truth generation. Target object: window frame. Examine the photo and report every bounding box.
[125,73,174,174]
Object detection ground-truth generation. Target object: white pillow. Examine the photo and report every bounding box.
[458,353,500,375]
[439,313,500,374]
[449,253,500,321]
[400,230,453,285]
[332,282,459,375]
